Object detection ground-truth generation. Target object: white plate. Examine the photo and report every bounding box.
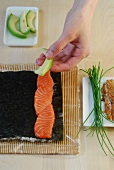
[3,6,39,46]
[83,77,114,127]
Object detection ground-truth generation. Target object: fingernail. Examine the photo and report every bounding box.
[45,51,54,58]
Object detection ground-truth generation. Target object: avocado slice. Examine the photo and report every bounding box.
[7,13,27,39]
[20,11,30,34]
[26,10,36,33]
[35,58,53,76]
[34,48,54,76]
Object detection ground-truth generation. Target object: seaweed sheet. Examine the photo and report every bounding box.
[0,71,63,142]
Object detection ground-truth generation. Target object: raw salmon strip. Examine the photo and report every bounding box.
[34,71,55,138]
[34,104,55,138]
[34,87,53,115]
[37,71,54,88]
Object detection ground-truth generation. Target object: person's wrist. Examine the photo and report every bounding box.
[72,0,98,18]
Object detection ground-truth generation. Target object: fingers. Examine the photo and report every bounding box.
[50,62,71,72]
[36,53,46,66]
[50,46,90,72]
[50,55,80,72]
[45,34,73,59]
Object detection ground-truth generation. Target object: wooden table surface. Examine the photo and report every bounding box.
[0,0,114,169]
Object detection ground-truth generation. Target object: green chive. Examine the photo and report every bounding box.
[77,63,114,156]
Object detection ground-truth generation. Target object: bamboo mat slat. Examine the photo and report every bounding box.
[0,64,80,155]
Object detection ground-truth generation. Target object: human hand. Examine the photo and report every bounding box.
[36,0,98,72]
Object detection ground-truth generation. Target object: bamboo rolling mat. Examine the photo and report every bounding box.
[0,64,80,155]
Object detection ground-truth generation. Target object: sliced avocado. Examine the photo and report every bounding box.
[35,58,53,76]
[34,48,54,76]
[26,10,36,33]
[20,11,30,34]
[7,13,27,39]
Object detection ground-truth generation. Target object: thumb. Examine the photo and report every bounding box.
[45,34,71,59]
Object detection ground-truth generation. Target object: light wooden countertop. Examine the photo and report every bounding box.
[0,0,114,169]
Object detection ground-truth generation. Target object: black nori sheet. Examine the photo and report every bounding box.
[0,71,63,141]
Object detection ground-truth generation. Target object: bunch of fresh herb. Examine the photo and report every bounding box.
[77,63,114,156]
